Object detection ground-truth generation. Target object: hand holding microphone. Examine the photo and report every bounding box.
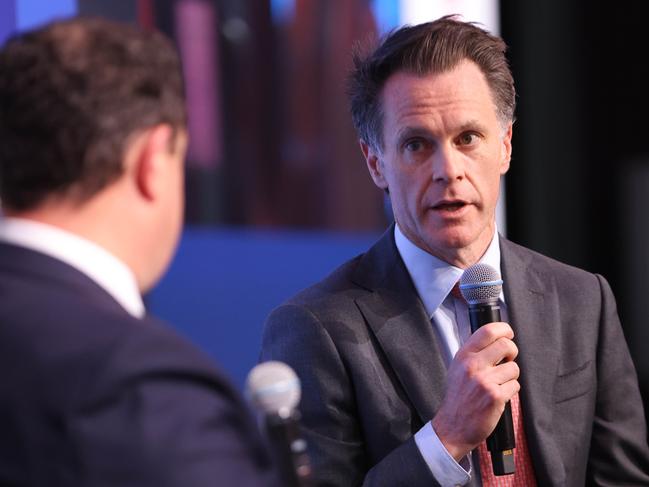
[431,263,518,475]
[246,361,314,487]
[459,263,517,475]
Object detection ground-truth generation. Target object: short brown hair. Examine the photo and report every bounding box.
[0,17,187,210]
[348,15,515,152]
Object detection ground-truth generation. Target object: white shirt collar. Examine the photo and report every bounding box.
[0,217,145,318]
[394,223,503,318]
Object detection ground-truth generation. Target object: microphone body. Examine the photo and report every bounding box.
[467,300,516,475]
[246,361,314,487]
[460,264,516,476]
[264,409,313,486]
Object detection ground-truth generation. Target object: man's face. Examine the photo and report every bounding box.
[362,60,512,267]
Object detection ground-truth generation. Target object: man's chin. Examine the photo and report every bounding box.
[427,222,495,258]
[426,228,473,250]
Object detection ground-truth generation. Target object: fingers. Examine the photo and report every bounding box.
[455,353,520,404]
[490,360,520,389]
[455,323,520,402]
[499,374,521,401]
[483,335,518,365]
[464,321,514,351]
[433,360,520,459]
[460,322,518,365]
[433,322,521,459]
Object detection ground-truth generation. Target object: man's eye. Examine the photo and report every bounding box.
[405,139,425,152]
[458,133,479,145]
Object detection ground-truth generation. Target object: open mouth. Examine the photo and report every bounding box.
[432,201,468,212]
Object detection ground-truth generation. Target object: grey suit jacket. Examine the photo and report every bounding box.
[261,227,649,486]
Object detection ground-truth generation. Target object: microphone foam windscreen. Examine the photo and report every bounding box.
[246,360,301,416]
[459,262,503,305]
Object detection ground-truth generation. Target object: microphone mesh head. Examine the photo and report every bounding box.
[459,263,503,305]
[245,361,301,416]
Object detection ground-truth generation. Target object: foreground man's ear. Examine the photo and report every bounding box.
[131,124,175,202]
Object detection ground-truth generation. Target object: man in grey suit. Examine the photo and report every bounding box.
[261,16,649,486]
[0,17,278,486]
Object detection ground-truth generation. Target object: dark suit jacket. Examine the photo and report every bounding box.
[261,227,649,486]
[0,242,278,486]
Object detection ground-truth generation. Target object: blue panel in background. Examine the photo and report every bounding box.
[16,0,76,31]
[271,0,295,24]
[371,0,401,33]
[0,1,16,46]
[146,226,380,391]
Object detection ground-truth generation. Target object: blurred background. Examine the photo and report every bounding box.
[2,0,648,429]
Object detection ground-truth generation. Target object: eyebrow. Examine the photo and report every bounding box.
[394,119,489,147]
[395,126,432,148]
[456,119,489,134]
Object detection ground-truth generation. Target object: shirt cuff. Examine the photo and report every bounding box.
[414,421,472,487]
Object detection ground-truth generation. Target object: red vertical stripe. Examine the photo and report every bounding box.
[137,0,155,30]
[175,0,221,169]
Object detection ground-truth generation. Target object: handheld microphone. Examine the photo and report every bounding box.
[459,263,516,476]
[246,361,314,487]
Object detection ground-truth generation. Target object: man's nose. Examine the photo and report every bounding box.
[431,145,464,183]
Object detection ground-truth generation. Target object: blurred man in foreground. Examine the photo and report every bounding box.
[0,17,277,486]
[261,15,649,486]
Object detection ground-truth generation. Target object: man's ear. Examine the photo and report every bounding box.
[360,140,388,190]
[132,125,174,202]
[500,122,513,175]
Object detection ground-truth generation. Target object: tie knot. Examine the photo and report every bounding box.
[451,281,464,301]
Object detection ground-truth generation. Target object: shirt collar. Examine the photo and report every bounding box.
[394,223,503,318]
[0,217,145,318]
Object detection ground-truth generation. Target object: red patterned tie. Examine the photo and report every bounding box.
[450,281,464,300]
[450,282,537,486]
[476,393,537,486]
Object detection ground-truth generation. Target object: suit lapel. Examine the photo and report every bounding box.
[348,230,567,483]
[500,238,566,486]
[352,227,448,424]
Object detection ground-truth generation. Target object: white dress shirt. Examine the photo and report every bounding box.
[394,224,507,487]
[0,217,145,318]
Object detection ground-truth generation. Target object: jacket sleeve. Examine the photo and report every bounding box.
[586,275,649,485]
[261,303,440,487]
